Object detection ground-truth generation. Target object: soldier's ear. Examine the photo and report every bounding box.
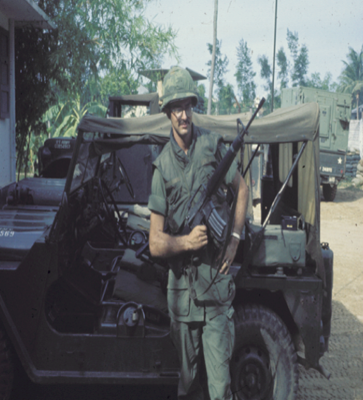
[165,108,171,120]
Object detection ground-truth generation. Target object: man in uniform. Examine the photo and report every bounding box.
[148,66,248,400]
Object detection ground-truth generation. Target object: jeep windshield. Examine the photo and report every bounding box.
[66,135,111,194]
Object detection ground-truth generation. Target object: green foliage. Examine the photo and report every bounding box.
[337,46,363,109]
[257,55,272,113]
[287,29,309,87]
[257,55,284,113]
[258,55,272,92]
[276,32,337,94]
[206,40,229,95]
[196,82,207,100]
[218,83,237,115]
[306,72,337,91]
[286,30,298,59]
[195,82,208,114]
[48,0,177,97]
[44,97,107,138]
[15,23,59,174]
[277,48,289,90]
[15,0,178,175]
[98,68,139,106]
[206,40,238,114]
[235,39,256,109]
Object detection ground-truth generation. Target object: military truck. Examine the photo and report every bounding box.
[0,103,333,400]
[281,87,351,201]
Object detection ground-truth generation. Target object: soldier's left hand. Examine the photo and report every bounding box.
[219,236,240,275]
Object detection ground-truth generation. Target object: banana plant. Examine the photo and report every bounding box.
[43,96,107,138]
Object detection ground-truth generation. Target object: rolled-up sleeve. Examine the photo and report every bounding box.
[148,168,167,216]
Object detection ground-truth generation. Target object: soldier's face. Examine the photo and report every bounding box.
[169,98,193,140]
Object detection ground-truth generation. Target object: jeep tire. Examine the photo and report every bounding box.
[231,304,299,400]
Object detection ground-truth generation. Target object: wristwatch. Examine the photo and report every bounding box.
[231,232,241,240]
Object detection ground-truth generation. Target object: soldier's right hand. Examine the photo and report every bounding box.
[186,225,208,251]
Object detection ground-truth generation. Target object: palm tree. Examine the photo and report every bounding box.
[338,46,363,119]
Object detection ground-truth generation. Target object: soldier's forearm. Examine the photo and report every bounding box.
[149,229,190,258]
[231,173,249,237]
[149,212,200,258]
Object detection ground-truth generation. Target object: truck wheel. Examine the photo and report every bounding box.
[231,304,298,400]
[0,328,14,400]
[322,184,337,201]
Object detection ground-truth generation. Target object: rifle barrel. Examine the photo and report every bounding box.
[205,98,265,197]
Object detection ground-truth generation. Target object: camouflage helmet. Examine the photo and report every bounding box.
[161,66,198,111]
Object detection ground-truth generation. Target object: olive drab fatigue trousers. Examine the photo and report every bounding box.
[170,308,235,400]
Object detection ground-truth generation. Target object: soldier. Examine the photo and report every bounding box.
[148,66,248,400]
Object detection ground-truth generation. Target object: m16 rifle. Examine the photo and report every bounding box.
[184,98,265,247]
[178,98,265,299]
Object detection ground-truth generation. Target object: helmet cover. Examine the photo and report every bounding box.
[161,66,198,111]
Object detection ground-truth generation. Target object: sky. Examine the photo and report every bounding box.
[144,0,363,98]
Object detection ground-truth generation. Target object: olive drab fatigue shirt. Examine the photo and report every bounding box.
[148,124,237,322]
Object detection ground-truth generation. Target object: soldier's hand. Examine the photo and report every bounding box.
[186,225,208,251]
[219,235,240,275]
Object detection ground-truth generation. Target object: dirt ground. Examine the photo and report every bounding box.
[296,187,363,400]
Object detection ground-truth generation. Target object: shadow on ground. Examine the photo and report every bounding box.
[322,187,363,203]
[12,380,177,400]
[297,300,363,400]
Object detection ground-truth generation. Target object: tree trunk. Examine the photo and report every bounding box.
[207,0,218,115]
[357,92,359,120]
[234,95,241,113]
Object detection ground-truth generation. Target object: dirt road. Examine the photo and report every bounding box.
[297,188,363,400]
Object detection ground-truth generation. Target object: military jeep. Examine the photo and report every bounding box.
[0,102,333,400]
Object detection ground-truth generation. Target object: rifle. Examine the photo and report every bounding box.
[136,98,265,279]
[184,98,265,245]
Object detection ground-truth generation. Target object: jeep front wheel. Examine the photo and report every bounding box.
[0,328,14,400]
[231,304,298,400]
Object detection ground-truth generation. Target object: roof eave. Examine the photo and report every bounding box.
[3,0,56,30]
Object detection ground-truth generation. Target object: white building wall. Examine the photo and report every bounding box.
[348,120,363,159]
[0,11,11,188]
[0,119,12,187]
[0,5,53,189]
